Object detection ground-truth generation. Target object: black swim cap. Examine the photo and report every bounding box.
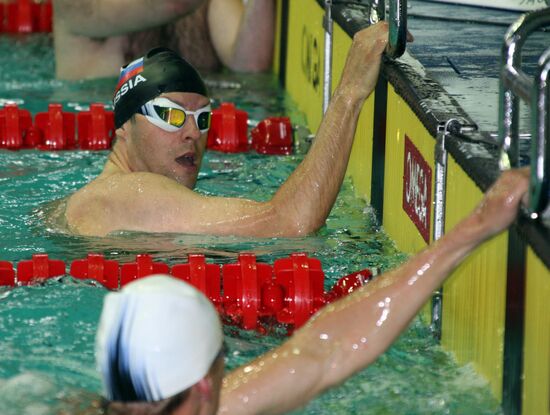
[113,47,208,129]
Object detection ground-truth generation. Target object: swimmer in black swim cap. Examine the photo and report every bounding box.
[61,23,394,240]
[111,47,211,189]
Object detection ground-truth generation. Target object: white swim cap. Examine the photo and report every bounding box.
[95,274,223,402]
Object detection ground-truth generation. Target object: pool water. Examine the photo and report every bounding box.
[0,35,503,414]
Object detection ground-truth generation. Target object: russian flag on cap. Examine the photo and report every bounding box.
[116,57,144,91]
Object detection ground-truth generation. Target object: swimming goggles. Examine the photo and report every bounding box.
[139,97,211,133]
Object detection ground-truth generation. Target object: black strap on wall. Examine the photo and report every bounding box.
[370,73,388,224]
[278,0,290,88]
[502,224,527,415]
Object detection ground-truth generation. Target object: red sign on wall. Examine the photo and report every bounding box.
[403,136,432,243]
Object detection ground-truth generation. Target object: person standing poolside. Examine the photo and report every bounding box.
[60,22,390,237]
[53,0,275,80]
[93,167,530,415]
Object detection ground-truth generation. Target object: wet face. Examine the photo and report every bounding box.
[122,92,210,189]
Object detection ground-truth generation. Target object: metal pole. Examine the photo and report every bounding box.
[323,0,333,115]
[530,46,550,218]
[386,0,407,59]
[431,119,476,340]
[370,0,385,23]
[498,8,550,170]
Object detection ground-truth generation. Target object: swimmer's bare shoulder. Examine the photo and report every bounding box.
[65,167,281,238]
[65,169,202,237]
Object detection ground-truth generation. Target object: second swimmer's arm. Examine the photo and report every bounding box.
[208,0,275,72]
[218,169,529,415]
[53,0,204,37]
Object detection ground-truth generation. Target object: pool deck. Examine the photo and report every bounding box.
[407,0,550,134]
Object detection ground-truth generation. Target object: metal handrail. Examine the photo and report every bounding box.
[499,8,550,169]
[498,7,550,218]
[530,47,550,217]
[368,0,407,58]
[369,0,385,23]
[323,0,334,115]
[386,0,407,59]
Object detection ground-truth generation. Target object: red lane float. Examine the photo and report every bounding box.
[207,103,295,155]
[77,103,115,150]
[171,254,222,309]
[0,102,294,154]
[326,268,373,302]
[207,102,249,153]
[16,253,65,285]
[3,0,52,34]
[36,0,52,33]
[70,253,119,290]
[0,104,32,149]
[251,117,293,155]
[0,261,15,286]
[0,103,114,151]
[6,0,32,33]
[223,253,274,330]
[34,104,77,150]
[0,252,373,333]
[120,254,170,287]
[274,253,325,328]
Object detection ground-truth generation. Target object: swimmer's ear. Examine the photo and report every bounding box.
[115,122,131,142]
[115,128,127,143]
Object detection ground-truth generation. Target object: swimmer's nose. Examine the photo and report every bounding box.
[183,116,202,141]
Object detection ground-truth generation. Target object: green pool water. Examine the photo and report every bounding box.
[0,35,502,414]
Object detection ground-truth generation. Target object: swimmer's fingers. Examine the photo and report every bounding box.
[337,22,388,99]
[474,168,530,238]
[351,21,389,55]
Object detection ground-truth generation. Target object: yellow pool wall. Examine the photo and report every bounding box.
[277,1,550,413]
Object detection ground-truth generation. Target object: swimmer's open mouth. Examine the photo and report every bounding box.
[175,153,196,167]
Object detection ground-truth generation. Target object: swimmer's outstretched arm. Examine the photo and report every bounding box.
[208,0,275,72]
[53,0,204,36]
[218,169,529,415]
